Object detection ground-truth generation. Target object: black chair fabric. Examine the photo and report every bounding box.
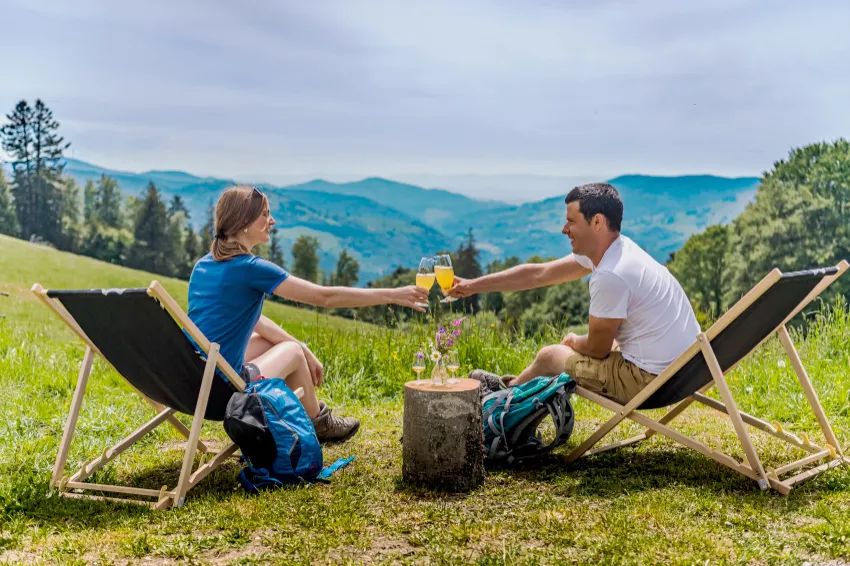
[639,267,837,410]
[47,288,236,420]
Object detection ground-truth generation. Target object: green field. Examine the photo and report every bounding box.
[1,235,849,565]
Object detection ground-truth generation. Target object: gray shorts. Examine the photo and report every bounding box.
[240,362,262,384]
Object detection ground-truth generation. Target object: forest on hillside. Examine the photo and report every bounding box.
[2,99,848,331]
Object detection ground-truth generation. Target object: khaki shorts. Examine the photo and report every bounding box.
[564,351,657,405]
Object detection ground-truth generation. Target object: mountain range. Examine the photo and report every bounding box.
[59,158,761,282]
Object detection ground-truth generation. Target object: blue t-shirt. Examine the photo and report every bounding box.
[187,253,290,373]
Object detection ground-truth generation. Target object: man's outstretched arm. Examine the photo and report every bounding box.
[448,254,591,297]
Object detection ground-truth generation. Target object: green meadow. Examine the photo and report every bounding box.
[1,234,849,565]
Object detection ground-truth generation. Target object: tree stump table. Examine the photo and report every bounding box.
[402,378,484,492]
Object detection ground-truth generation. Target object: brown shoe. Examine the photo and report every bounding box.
[468,369,511,394]
[312,401,360,443]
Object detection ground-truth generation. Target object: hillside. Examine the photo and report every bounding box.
[0,234,361,335]
[62,159,760,278]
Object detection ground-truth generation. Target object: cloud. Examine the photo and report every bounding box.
[1,0,849,198]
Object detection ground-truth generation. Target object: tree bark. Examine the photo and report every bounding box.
[402,378,484,492]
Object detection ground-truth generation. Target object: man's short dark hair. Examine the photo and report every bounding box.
[565,183,623,232]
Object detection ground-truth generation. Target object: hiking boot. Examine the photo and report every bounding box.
[311,401,360,443]
[468,369,511,394]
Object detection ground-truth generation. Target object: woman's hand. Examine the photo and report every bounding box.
[391,286,429,312]
[302,345,324,387]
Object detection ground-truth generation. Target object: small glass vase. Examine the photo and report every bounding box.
[431,357,449,385]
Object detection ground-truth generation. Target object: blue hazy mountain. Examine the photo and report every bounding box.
[61,158,760,281]
[442,174,761,262]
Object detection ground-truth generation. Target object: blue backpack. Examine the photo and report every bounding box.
[223,377,353,492]
[482,373,576,464]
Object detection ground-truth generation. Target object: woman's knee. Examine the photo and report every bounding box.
[277,341,308,365]
[255,341,308,377]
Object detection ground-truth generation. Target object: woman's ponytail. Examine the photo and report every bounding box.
[209,185,268,261]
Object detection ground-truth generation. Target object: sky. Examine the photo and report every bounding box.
[1,0,849,202]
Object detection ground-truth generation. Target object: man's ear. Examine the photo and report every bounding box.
[592,213,605,231]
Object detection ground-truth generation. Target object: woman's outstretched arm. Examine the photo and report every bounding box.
[272,276,429,311]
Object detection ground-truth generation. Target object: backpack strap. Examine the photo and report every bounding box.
[505,379,577,459]
[483,389,515,461]
[316,455,356,483]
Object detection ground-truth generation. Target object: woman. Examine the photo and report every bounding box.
[188,185,428,442]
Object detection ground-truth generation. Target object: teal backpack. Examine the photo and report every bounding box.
[482,373,576,464]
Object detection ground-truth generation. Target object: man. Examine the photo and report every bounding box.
[448,183,700,405]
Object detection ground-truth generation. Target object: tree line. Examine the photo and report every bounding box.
[0,98,588,332]
[5,99,843,330]
[0,99,363,286]
[667,139,850,322]
[0,98,588,331]
[351,230,590,333]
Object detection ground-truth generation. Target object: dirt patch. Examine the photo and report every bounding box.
[367,535,417,560]
[0,550,40,565]
[198,541,271,565]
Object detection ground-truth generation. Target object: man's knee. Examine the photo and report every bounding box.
[535,344,573,372]
[535,345,557,365]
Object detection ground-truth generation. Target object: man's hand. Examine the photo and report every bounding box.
[561,332,579,349]
[447,276,476,298]
[303,345,324,387]
[391,286,429,312]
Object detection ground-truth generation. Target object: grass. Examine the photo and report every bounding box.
[1,235,850,564]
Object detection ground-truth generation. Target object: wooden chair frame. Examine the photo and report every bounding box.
[564,261,849,495]
[33,280,300,509]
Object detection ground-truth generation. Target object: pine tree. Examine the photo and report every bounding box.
[0,169,19,237]
[54,177,82,252]
[128,182,172,275]
[199,200,215,254]
[291,235,320,282]
[167,195,190,220]
[1,101,34,236]
[333,249,360,287]
[32,100,70,244]
[167,210,189,278]
[184,225,201,275]
[268,226,285,267]
[0,99,69,243]
[83,179,97,225]
[95,175,123,228]
[453,229,483,313]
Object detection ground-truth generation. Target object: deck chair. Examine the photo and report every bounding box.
[31,280,302,510]
[564,261,849,494]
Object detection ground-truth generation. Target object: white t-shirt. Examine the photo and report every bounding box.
[573,235,700,375]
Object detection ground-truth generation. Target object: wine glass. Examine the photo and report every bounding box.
[414,257,435,308]
[412,352,426,384]
[446,350,460,385]
[434,254,457,303]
